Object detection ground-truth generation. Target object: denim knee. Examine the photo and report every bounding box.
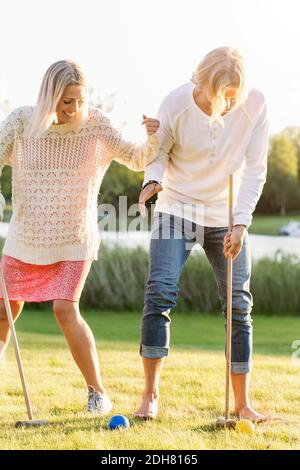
[141,281,175,358]
[140,308,171,359]
[144,280,179,313]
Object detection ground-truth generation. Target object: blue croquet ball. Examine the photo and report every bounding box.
[109,415,130,430]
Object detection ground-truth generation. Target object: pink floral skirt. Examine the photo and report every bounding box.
[0,255,92,303]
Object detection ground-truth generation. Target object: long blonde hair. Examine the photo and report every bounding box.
[192,47,247,124]
[26,60,87,136]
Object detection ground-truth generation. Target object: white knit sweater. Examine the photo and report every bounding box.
[0,106,160,264]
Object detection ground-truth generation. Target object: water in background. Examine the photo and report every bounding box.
[1,222,299,261]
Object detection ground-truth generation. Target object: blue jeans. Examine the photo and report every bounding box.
[140,212,253,374]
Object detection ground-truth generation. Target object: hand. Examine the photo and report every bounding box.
[139,182,163,216]
[142,115,160,136]
[223,225,247,260]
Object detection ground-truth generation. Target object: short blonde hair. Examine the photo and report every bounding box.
[192,47,247,124]
[26,60,87,136]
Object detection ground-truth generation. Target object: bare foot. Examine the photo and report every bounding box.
[235,405,272,423]
[134,394,158,420]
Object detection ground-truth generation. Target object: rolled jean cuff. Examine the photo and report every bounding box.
[231,362,252,374]
[140,344,169,359]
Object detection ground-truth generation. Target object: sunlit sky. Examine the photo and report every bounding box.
[0,0,299,140]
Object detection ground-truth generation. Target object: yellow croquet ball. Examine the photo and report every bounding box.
[235,419,255,434]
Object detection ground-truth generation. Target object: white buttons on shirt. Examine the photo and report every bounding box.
[209,126,218,164]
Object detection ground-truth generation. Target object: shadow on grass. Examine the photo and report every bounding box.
[2,418,105,434]
[192,423,223,434]
[2,414,149,434]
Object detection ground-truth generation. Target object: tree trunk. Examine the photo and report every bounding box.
[280,202,286,216]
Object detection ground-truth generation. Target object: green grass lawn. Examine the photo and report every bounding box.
[249,213,300,236]
[0,310,300,450]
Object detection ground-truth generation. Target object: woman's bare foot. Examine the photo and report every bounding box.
[235,405,272,423]
[134,393,158,420]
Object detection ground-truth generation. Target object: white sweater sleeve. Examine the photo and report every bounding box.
[112,131,161,172]
[143,97,175,185]
[233,100,269,228]
[96,110,161,172]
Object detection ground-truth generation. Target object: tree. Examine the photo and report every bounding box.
[0,100,12,202]
[100,161,143,209]
[282,126,300,181]
[260,134,299,215]
[1,166,12,201]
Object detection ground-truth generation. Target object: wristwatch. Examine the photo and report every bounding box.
[142,180,160,190]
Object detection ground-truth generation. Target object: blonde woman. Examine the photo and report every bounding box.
[136,47,269,421]
[0,60,160,414]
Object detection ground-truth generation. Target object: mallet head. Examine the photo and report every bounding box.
[15,419,49,428]
[216,417,237,429]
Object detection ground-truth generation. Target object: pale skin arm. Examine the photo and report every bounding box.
[138,181,163,216]
[138,96,174,215]
[141,114,160,136]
